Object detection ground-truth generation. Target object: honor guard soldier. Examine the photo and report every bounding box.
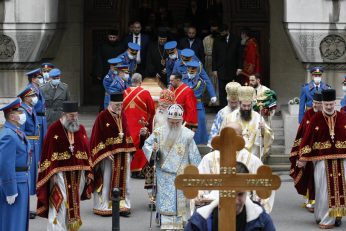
[103,57,131,109]
[26,68,47,154]
[40,68,71,127]
[40,63,55,83]
[164,41,181,83]
[117,42,140,77]
[299,66,330,123]
[0,98,30,231]
[17,87,41,219]
[340,76,346,114]
[184,60,217,144]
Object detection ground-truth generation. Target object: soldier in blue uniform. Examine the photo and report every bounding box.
[184,60,217,144]
[172,48,200,75]
[40,63,55,83]
[0,98,31,231]
[164,41,182,83]
[340,76,346,109]
[26,69,47,155]
[17,87,41,219]
[103,57,131,108]
[117,42,140,77]
[299,66,329,123]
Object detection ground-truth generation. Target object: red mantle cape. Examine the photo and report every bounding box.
[90,109,136,166]
[37,120,93,218]
[299,111,346,216]
[299,111,346,161]
[289,108,316,199]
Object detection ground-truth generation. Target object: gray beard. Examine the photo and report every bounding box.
[162,124,181,151]
[154,109,168,128]
[62,117,80,133]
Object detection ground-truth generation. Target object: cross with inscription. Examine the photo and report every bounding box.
[175,127,281,231]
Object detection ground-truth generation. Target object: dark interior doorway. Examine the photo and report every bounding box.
[83,0,269,105]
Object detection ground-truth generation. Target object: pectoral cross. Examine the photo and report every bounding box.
[69,144,74,153]
[175,127,281,231]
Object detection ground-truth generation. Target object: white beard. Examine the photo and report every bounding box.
[154,108,168,128]
[162,124,182,151]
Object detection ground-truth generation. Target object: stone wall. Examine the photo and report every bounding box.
[269,0,306,107]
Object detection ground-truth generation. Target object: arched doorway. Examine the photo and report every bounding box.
[82,0,270,105]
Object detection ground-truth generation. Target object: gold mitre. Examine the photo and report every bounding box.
[225,81,241,100]
[238,86,255,102]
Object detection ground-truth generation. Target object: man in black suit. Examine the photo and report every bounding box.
[212,24,242,107]
[178,26,205,65]
[123,21,150,75]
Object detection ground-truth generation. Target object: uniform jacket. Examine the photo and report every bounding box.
[40,81,70,127]
[298,81,329,123]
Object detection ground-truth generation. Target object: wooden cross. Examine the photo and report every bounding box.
[175,127,281,231]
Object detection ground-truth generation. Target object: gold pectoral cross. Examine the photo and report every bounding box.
[175,127,281,231]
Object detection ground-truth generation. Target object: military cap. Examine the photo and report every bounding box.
[186,60,200,68]
[41,63,55,70]
[164,41,177,50]
[128,42,141,51]
[108,57,122,65]
[322,89,336,102]
[49,68,61,78]
[0,98,21,114]
[63,101,78,113]
[181,48,195,58]
[310,66,324,75]
[26,69,42,79]
[17,87,36,99]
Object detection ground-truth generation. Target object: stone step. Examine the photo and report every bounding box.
[266,154,290,165]
[270,145,285,155]
[267,164,291,172]
[271,118,283,128]
[198,145,211,156]
[273,139,284,145]
[272,127,284,137]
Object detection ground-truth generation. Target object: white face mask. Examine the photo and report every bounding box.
[17,113,27,125]
[51,79,60,86]
[31,96,38,105]
[113,70,118,75]
[343,86,346,92]
[128,52,135,60]
[314,77,321,84]
[187,73,196,79]
[123,73,130,81]
[38,78,44,85]
[43,72,50,80]
[169,53,177,59]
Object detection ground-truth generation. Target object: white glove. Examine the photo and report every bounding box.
[236,69,242,76]
[210,97,217,104]
[197,197,219,219]
[6,193,18,205]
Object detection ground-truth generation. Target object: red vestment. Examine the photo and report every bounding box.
[123,86,155,172]
[171,83,198,128]
[289,108,316,199]
[90,109,136,199]
[36,120,93,228]
[299,111,346,215]
[242,38,261,84]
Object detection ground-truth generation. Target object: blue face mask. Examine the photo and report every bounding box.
[51,79,60,86]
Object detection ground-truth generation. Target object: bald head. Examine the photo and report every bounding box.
[224,122,242,135]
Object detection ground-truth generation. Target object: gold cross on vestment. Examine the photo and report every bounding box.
[175,127,281,231]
